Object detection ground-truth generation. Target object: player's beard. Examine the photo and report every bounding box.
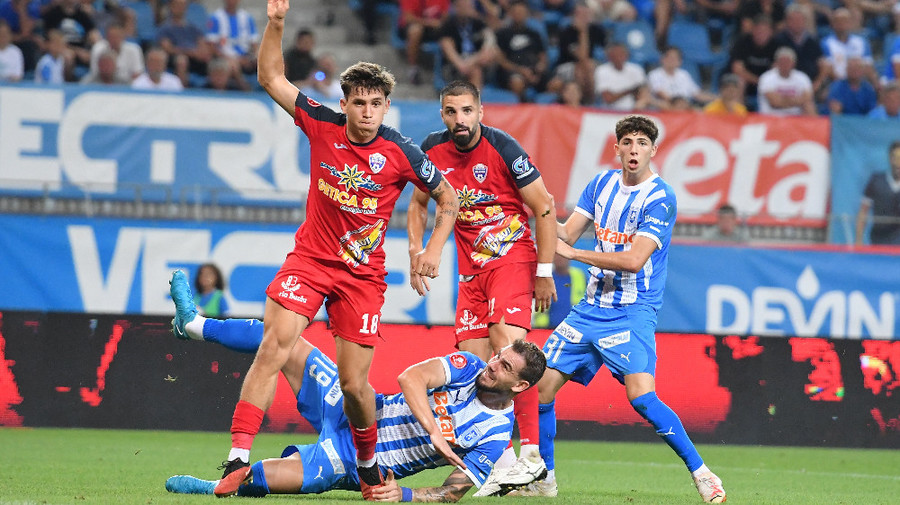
[451,124,478,149]
[475,370,505,394]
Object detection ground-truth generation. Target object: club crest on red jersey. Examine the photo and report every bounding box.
[450,354,467,369]
[306,96,321,107]
[369,152,386,173]
[472,163,488,183]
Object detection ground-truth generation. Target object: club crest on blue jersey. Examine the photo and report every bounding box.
[472,163,488,183]
[511,156,534,178]
[369,152,386,173]
[628,207,639,227]
[326,163,383,192]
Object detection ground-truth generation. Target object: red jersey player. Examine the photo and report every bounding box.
[407,80,557,495]
[215,0,460,500]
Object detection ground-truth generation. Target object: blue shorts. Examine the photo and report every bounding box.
[280,348,359,493]
[542,302,658,386]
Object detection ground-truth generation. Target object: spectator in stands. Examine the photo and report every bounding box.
[494,0,549,102]
[557,79,583,106]
[693,0,739,47]
[868,82,900,119]
[594,41,649,110]
[737,0,786,34]
[204,56,249,91]
[0,0,41,72]
[547,1,604,104]
[397,0,450,84]
[42,0,100,72]
[193,263,229,317]
[0,18,22,81]
[728,14,778,110]
[81,49,129,85]
[132,46,183,91]
[703,73,748,116]
[774,3,827,101]
[856,141,900,245]
[647,46,716,110]
[207,0,258,75]
[821,8,876,85]
[300,52,343,99]
[284,27,316,86]
[702,204,750,242]
[652,0,691,48]
[438,0,496,89]
[828,56,877,115]
[88,22,145,84]
[757,46,816,115]
[34,29,70,84]
[157,0,211,87]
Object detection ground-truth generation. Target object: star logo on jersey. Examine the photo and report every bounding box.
[457,185,498,209]
[327,164,382,192]
[369,152,386,173]
[472,163,488,183]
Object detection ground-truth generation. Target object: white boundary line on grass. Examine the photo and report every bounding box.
[569,459,900,481]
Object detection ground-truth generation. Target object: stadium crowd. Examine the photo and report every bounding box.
[3,0,900,114]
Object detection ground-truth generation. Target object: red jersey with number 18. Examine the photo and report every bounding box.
[293,93,441,278]
[421,125,541,276]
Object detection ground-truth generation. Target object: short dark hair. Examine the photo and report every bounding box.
[615,115,659,144]
[717,203,737,216]
[510,340,546,388]
[340,61,396,99]
[440,80,480,104]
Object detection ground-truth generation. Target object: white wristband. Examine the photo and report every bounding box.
[536,263,553,278]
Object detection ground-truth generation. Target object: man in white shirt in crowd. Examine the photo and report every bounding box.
[594,41,649,110]
[132,47,184,91]
[88,23,144,84]
[757,46,816,115]
[647,46,715,110]
[0,19,24,82]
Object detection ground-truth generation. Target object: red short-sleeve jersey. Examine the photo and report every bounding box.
[292,93,440,277]
[422,125,541,275]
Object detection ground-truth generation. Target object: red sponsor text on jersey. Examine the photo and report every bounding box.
[433,391,458,446]
[595,223,635,245]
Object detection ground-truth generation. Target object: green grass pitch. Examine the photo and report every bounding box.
[0,428,897,504]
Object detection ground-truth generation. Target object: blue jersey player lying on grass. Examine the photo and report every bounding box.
[165,271,547,502]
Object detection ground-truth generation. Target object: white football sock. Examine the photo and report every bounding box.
[185,315,207,340]
[691,464,711,478]
[227,448,250,464]
[494,446,517,469]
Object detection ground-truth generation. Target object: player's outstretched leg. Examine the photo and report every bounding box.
[170,270,199,340]
[631,392,726,503]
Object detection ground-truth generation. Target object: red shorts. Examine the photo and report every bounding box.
[266,251,385,346]
[455,261,535,345]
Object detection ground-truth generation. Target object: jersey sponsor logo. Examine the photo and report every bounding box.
[317,178,380,214]
[369,152,386,173]
[325,162,383,192]
[420,159,436,183]
[597,330,630,349]
[472,163,488,183]
[457,185,499,210]
[554,321,584,343]
[337,219,386,268]
[595,223,635,245]
[511,155,534,178]
[433,391,457,445]
[470,214,526,267]
[307,96,322,107]
[645,215,670,227]
[450,354,467,369]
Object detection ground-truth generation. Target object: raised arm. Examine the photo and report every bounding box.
[257,0,300,117]
[519,177,557,312]
[411,177,459,279]
[408,187,432,295]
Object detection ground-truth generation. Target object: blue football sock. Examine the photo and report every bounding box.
[238,461,270,497]
[203,318,264,354]
[538,401,556,471]
[630,392,703,472]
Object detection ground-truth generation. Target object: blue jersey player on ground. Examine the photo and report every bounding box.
[498,115,727,503]
[164,271,547,502]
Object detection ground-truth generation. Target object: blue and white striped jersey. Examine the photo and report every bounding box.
[374,352,514,487]
[574,170,676,310]
[206,8,259,57]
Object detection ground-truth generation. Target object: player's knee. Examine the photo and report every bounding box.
[338,373,371,400]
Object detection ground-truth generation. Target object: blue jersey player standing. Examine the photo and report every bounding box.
[500,115,726,502]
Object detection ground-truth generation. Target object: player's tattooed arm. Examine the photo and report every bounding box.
[429,177,459,230]
[412,468,474,502]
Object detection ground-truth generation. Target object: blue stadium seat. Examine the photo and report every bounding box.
[665,20,727,78]
[186,1,209,31]
[480,85,520,104]
[612,20,660,67]
[122,1,157,47]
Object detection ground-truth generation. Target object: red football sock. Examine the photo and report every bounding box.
[351,422,378,463]
[230,400,265,450]
[514,386,539,446]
